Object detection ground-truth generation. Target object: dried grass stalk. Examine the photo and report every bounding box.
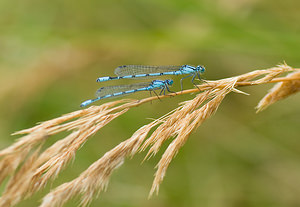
[0,64,299,207]
[148,79,237,196]
[256,71,300,112]
[0,148,41,207]
[0,101,130,206]
[40,121,159,207]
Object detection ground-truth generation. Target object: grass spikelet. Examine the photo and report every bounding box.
[0,64,299,206]
[0,100,131,205]
[0,132,46,191]
[256,71,300,112]
[31,110,128,192]
[148,78,237,195]
[0,147,41,207]
[39,121,159,207]
[0,151,30,185]
[140,90,210,159]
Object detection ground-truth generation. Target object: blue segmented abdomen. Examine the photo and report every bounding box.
[80,79,173,107]
[96,66,182,82]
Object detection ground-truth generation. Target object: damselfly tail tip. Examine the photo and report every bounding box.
[80,100,93,107]
[96,77,110,82]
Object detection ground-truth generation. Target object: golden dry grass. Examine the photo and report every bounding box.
[0,64,299,207]
[256,70,300,112]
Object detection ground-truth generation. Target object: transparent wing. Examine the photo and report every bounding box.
[114,65,183,76]
[95,82,152,97]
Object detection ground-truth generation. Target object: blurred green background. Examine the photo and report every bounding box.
[0,0,300,206]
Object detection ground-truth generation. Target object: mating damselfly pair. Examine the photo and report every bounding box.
[80,64,205,107]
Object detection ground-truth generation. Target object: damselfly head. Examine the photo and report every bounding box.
[196,65,205,73]
[166,79,173,86]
